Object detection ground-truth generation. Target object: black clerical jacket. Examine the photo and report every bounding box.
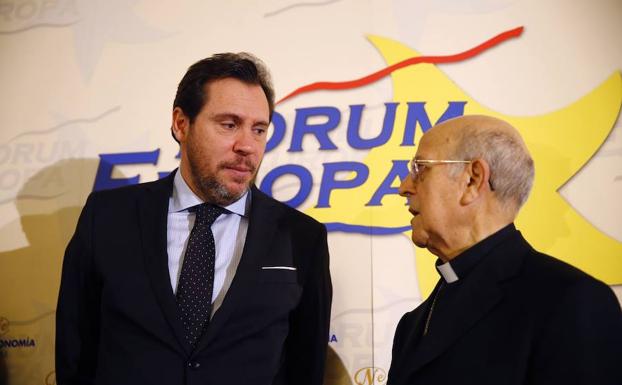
[388,226,622,385]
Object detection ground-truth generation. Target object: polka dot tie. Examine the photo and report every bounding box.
[176,203,225,348]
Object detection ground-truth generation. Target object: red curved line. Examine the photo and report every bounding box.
[277,26,524,104]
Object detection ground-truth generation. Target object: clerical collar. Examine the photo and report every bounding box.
[170,169,249,217]
[435,223,516,283]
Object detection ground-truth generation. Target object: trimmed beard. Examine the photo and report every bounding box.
[187,153,256,206]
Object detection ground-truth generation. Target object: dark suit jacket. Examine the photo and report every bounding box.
[55,172,332,385]
[388,227,622,385]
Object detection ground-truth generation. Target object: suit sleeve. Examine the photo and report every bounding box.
[55,193,102,385]
[528,278,622,385]
[282,224,332,385]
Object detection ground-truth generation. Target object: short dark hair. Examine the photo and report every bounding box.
[172,52,275,143]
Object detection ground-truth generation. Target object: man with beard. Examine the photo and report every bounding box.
[387,115,622,385]
[56,53,332,385]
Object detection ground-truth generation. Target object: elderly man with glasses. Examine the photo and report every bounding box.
[387,115,622,385]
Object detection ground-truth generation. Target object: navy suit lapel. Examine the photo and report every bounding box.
[139,171,191,356]
[196,186,282,352]
[408,231,528,375]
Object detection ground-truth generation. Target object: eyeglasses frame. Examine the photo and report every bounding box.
[409,158,494,191]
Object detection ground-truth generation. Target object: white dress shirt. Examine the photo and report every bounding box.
[167,171,249,316]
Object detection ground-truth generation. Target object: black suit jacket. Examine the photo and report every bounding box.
[388,227,622,385]
[55,172,332,385]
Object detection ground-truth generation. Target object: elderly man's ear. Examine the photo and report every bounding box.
[460,159,492,205]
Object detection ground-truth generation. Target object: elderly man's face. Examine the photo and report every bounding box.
[398,128,464,258]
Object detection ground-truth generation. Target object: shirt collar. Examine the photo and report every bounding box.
[170,169,248,217]
[436,261,459,283]
[435,223,516,283]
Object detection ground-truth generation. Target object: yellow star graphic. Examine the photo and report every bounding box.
[306,35,622,296]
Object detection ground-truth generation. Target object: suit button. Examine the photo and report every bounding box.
[188,361,200,369]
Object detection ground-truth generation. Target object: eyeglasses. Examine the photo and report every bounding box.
[409,159,471,181]
[409,158,495,191]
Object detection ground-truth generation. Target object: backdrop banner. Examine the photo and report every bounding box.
[0,1,620,384]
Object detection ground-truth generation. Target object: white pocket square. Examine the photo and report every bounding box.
[261,266,297,271]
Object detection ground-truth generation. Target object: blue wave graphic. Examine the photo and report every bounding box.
[324,222,411,235]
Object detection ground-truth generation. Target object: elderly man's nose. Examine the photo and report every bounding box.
[398,175,416,197]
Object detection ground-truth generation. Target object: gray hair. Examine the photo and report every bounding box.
[449,124,535,210]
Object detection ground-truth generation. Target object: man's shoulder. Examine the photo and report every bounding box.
[514,243,615,305]
[397,306,422,325]
[493,236,620,329]
[392,305,425,344]
[86,176,171,207]
[522,246,621,333]
[493,231,606,289]
[523,247,604,286]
